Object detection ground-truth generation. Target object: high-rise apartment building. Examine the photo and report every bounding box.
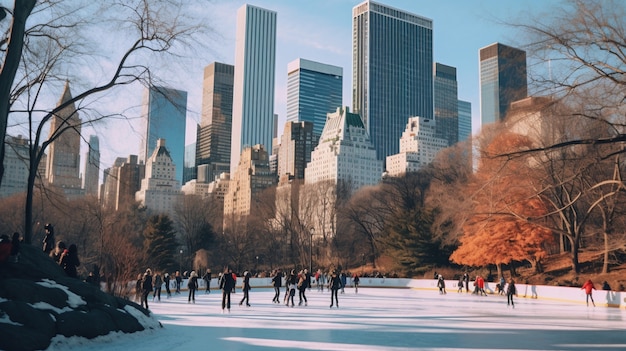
[386,116,448,177]
[83,135,100,197]
[231,4,277,174]
[286,58,342,137]
[101,155,144,211]
[434,63,459,146]
[46,82,83,197]
[223,144,275,227]
[458,100,472,143]
[196,62,234,183]
[305,106,382,192]
[353,1,433,163]
[277,121,315,184]
[136,139,182,216]
[140,86,187,183]
[479,42,528,126]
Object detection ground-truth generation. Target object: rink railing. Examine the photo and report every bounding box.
[151,276,625,308]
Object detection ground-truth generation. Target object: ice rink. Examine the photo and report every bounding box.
[52,286,626,351]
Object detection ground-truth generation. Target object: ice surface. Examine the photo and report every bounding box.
[46,287,626,350]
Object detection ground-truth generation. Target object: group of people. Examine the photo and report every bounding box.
[42,223,81,278]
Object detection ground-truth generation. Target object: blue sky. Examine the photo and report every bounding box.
[81,0,547,173]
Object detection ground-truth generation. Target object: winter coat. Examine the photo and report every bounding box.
[582,280,595,294]
[60,247,80,278]
[507,282,516,295]
[329,274,342,291]
[242,274,251,292]
[272,273,282,288]
[220,272,235,292]
[188,276,198,290]
[142,274,153,292]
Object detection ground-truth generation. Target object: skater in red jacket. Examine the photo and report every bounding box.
[581,279,595,307]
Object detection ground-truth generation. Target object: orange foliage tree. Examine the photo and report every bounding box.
[450,132,554,275]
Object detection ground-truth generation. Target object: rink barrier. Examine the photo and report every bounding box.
[152,277,624,308]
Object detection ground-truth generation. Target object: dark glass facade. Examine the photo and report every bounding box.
[479,43,527,125]
[434,63,458,146]
[353,1,433,163]
[196,62,234,183]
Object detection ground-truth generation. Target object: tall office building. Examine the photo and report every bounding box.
[277,121,315,184]
[479,42,527,126]
[101,157,127,209]
[458,100,472,143]
[231,4,277,174]
[183,142,196,184]
[286,58,342,137]
[196,62,234,183]
[46,81,83,197]
[353,1,433,164]
[434,63,458,146]
[83,135,100,197]
[140,86,187,183]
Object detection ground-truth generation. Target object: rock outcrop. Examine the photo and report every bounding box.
[0,243,161,351]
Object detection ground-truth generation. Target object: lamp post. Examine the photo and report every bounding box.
[309,227,314,274]
[179,249,183,273]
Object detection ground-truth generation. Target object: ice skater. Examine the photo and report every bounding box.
[507,278,516,308]
[437,274,446,294]
[239,271,251,307]
[581,279,595,307]
[329,269,341,308]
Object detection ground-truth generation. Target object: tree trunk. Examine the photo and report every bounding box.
[0,1,37,187]
[602,231,609,274]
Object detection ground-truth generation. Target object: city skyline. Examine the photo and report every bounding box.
[7,0,546,185]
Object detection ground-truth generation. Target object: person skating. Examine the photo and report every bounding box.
[141,269,153,310]
[329,269,341,308]
[507,278,517,308]
[220,267,236,312]
[285,269,297,307]
[188,271,198,303]
[239,271,252,307]
[203,269,212,294]
[163,272,171,298]
[353,274,360,294]
[271,269,282,303]
[298,270,308,306]
[437,274,446,294]
[581,279,596,307]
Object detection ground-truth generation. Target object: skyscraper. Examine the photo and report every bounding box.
[286,58,342,137]
[434,63,459,146]
[231,4,277,174]
[46,81,83,197]
[353,1,433,164]
[140,86,187,183]
[458,100,472,143]
[83,135,100,197]
[277,121,315,184]
[1,135,30,198]
[136,139,182,216]
[479,42,528,126]
[196,62,234,183]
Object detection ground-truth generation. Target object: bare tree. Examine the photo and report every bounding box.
[1,0,209,244]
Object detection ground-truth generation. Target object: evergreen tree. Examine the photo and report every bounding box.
[383,208,440,276]
[143,215,179,272]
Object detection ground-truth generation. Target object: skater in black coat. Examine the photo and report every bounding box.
[328,269,341,308]
[220,267,236,312]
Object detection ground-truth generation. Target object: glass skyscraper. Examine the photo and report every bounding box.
[479,42,527,126]
[434,63,458,146]
[231,4,277,174]
[353,1,433,163]
[196,62,234,183]
[457,100,472,143]
[286,58,342,137]
[140,86,187,183]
